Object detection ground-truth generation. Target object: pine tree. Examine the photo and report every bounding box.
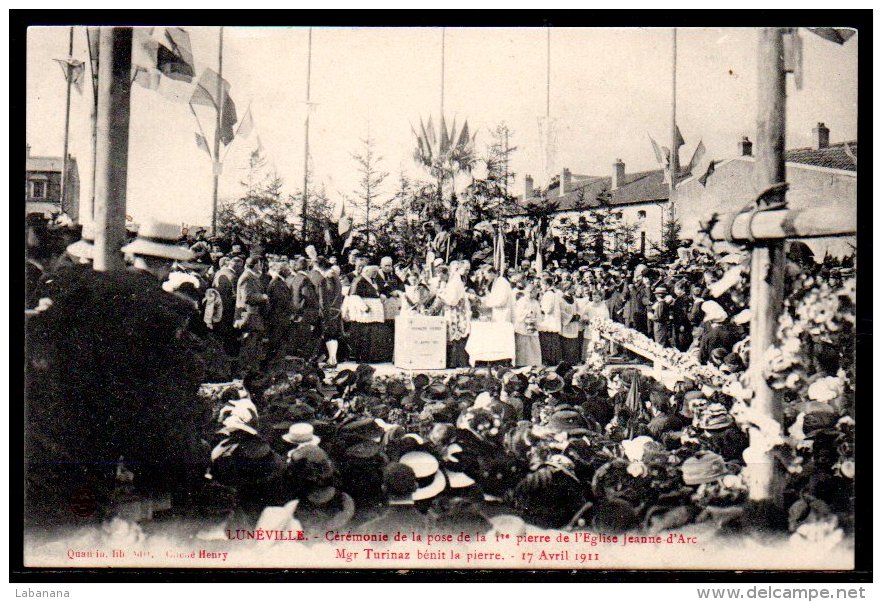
[350,135,390,249]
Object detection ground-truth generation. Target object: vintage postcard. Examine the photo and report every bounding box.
[22,23,860,572]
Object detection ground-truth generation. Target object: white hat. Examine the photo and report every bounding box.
[443,443,476,489]
[282,422,321,447]
[121,219,194,261]
[400,451,446,501]
[701,300,728,323]
[255,500,302,533]
[66,221,95,261]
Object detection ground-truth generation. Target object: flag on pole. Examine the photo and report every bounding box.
[698,160,717,187]
[131,27,195,102]
[806,27,856,45]
[338,202,352,237]
[195,132,212,158]
[648,133,667,169]
[685,140,706,175]
[190,68,238,145]
[155,27,196,82]
[425,116,436,148]
[439,115,451,154]
[674,124,685,149]
[456,120,470,148]
[54,58,85,95]
[235,106,254,139]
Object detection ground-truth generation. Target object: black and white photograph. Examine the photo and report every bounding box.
[18,18,868,576]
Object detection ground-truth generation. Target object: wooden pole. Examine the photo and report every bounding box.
[669,27,679,192]
[86,27,100,222]
[440,27,445,119]
[546,27,551,118]
[211,27,224,236]
[92,27,132,272]
[707,206,855,242]
[60,27,74,216]
[301,27,313,242]
[743,27,788,508]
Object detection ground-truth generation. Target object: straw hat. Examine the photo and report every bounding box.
[121,219,194,261]
[66,221,95,261]
[282,422,321,447]
[399,451,446,501]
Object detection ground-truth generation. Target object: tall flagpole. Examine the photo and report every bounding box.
[86,27,100,222]
[301,27,313,242]
[211,27,224,235]
[60,27,74,216]
[437,27,445,204]
[440,27,445,118]
[546,27,551,119]
[670,27,679,191]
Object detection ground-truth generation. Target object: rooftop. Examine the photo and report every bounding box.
[26,155,64,173]
[522,168,670,212]
[785,140,857,172]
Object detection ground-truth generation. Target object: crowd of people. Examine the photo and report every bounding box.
[24,214,856,546]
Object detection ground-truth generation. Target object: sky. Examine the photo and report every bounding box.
[26,26,858,228]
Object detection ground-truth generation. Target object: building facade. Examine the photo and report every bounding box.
[673,123,857,258]
[25,145,80,222]
[520,160,670,256]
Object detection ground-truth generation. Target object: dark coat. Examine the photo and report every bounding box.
[699,323,742,364]
[235,269,268,332]
[266,276,294,330]
[212,267,237,329]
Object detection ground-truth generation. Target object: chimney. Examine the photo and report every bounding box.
[560,168,572,197]
[812,122,830,150]
[738,136,753,156]
[524,174,534,199]
[612,159,625,190]
[26,143,31,158]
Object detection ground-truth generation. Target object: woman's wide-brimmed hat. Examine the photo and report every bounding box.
[120,218,194,261]
[66,221,95,261]
[399,451,447,501]
[681,451,728,485]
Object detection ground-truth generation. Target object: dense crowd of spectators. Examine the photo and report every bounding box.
[24,214,855,545]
